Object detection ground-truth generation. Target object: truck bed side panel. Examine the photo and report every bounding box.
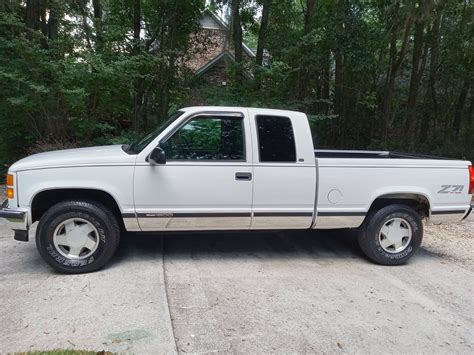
[314,158,471,229]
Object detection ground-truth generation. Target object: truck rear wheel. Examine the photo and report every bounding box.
[358,204,423,265]
[36,200,120,274]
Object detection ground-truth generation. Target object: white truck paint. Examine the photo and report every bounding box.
[1,106,472,271]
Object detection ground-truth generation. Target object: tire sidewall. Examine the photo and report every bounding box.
[36,201,118,273]
[361,205,423,265]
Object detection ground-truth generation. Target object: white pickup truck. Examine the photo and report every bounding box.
[1,106,473,273]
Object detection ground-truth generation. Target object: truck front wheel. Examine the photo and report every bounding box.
[36,200,120,274]
[358,204,423,265]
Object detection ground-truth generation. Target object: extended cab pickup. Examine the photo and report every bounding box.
[1,106,473,273]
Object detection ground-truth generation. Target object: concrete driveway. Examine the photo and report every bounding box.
[0,221,473,354]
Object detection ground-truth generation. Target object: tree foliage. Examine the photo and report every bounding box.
[207,0,473,159]
[0,0,472,169]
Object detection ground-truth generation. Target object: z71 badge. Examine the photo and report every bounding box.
[438,185,464,194]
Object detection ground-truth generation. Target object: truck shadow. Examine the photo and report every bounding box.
[112,229,368,265]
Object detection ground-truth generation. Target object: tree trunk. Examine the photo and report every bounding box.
[303,0,316,34]
[39,0,47,37]
[405,13,427,145]
[256,0,271,66]
[463,94,474,153]
[380,11,413,144]
[334,48,344,116]
[452,80,471,142]
[297,0,316,99]
[92,0,103,51]
[333,0,347,144]
[25,0,40,30]
[133,0,141,52]
[231,0,243,63]
[47,0,60,41]
[132,0,143,130]
[423,5,444,142]
[322,51,330,114]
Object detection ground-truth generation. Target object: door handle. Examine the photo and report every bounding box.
[235,172,252,181]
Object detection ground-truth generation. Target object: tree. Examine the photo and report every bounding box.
[256,0,271,66]
[231,0,243,63]
[0,0,472,166]
[380,2,414,143]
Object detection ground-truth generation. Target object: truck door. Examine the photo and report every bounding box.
[133,111,253,231]
[248,110,316,229]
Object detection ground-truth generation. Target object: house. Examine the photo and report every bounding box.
[187,9,255,87]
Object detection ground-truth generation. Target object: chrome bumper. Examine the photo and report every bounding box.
[0,200,29,241]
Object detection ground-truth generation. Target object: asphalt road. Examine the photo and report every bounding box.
[0,222,473,354]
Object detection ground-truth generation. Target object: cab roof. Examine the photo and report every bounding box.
[180,106,306,118]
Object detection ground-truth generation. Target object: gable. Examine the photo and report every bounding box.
[187,9,255,78]
[195,51,233,77]
[200,13,223,30]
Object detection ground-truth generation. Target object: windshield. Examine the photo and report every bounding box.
[127,111,184,154]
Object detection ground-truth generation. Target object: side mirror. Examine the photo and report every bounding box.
[148,147,166,165]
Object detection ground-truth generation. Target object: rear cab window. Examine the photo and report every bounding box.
[256,115,296,162]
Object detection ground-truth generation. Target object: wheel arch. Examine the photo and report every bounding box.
[367,192,431,219]
[30,188,124,226]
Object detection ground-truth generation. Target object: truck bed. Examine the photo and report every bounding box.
[314,149,452,160]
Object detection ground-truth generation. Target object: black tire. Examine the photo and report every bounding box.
[358,204,423,265]
[36,200,120,274]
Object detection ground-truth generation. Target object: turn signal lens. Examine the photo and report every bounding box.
[469,165,474,195]
[6,174,13,187]
[7,187,14,199]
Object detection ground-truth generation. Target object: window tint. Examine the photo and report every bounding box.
[256,115,296,162]
[161,116,245,161]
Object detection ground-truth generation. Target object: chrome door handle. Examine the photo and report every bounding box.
[235,172,252,181]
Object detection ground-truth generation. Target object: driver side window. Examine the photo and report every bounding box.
[161,116,245,161]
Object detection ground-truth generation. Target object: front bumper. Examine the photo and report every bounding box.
[0,200,29,241]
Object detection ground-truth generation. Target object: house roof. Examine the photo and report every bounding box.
[195,8,255,77]
[195,50,234,77]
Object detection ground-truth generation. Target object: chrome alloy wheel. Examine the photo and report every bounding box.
[53,218,99,259]
[378,217,412,253]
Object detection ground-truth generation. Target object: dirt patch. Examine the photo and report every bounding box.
[423,220,474,271]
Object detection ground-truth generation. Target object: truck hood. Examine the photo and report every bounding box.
[9,145,136,172]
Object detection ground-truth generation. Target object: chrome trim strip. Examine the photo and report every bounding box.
[137,216,251,231]
[314,215,365,229]
[318,211,366,216]
[136,212,251,218]
[251,216,312,229]
[253,212,312,217]
[131,212,315,218]
[123,217,141,231]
